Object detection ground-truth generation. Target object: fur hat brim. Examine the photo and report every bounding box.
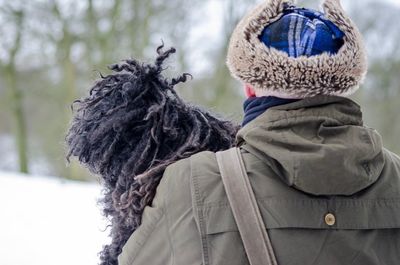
[226,0,368,98]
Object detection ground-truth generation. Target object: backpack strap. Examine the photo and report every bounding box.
[216,148,278,265]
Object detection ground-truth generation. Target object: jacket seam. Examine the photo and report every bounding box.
[164,174,175,265]
[190,156,210,265]
[244,114,347,133]
[201,198,400,208]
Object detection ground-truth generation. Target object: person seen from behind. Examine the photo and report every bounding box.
[117,0,400,264]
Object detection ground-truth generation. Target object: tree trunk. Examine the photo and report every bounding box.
[5,10,29,174]
[6,64,29,173]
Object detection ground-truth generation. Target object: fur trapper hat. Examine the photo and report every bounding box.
[226,0,368,98]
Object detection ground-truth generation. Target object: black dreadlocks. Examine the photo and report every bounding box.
[66,45,239,265]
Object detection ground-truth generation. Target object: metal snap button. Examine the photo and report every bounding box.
[325,213,336,226]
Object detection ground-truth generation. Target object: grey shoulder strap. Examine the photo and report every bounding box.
[216,148,278,265]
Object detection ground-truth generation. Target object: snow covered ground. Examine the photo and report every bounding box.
[0,171,109,265]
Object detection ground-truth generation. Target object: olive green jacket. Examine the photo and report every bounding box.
[118,96,400,265]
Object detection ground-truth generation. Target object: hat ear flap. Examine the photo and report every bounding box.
[322,0,343,10]
[275,0,297,9]
[322,0,368,82]
[322,0,351,28]
[229,0,289,47]
[285,0,297,6]
[322,0,345,15]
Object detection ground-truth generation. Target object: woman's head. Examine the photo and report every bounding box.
[66,44,239,265]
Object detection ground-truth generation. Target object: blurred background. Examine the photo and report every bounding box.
[0,0,399,264]
[1,0,400,181]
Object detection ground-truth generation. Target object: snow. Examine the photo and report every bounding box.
[0,171,110,265]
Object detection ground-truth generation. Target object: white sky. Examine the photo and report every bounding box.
[387,0,400,5]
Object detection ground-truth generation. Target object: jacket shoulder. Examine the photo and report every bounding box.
[372,149,400,197]
[162,151,218,197]
[160,151,219,214]
[384,148,400,166]
[165,150,218,177]
[161,156,192,207]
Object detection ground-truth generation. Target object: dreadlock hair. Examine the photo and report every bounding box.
[66,44,239,265]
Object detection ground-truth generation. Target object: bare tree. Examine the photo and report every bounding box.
[0,6,29,173]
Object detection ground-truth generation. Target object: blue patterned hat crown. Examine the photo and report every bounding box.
[260,7,345,57]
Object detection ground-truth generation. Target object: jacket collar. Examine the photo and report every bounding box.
[237,95,385,196]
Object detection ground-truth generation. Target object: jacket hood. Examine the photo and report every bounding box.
[226,0,368,98]
[237,96,385,196]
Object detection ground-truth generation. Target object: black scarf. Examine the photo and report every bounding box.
[242,96,299,127]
